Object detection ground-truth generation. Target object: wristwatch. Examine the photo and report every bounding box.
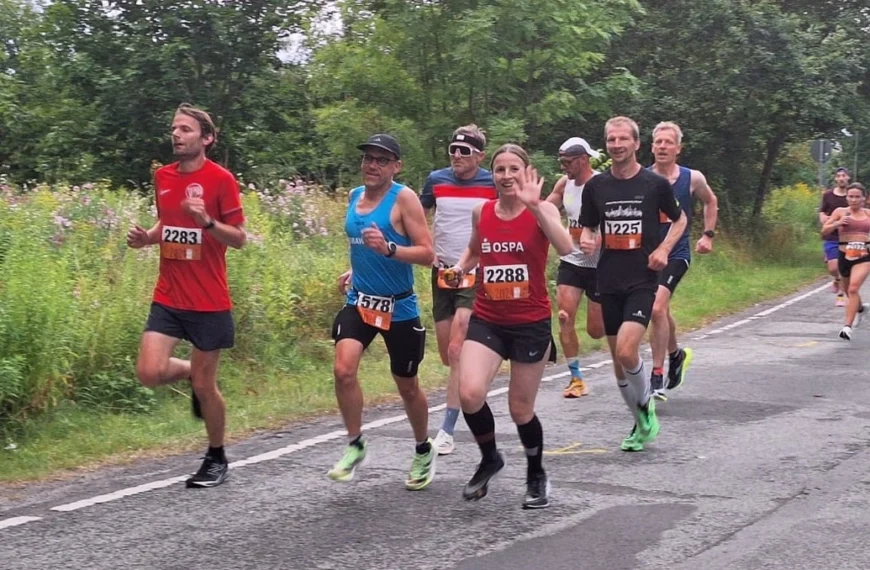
[703,230,715,238]
[385,241,398,257]
[203,218,216,230]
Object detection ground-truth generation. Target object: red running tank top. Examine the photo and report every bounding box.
[473,200,551,325]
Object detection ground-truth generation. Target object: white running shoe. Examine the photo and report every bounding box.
[433,429,455,456]
[839,325,853,341]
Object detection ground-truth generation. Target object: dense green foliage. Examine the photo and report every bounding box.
[0,0,867,221]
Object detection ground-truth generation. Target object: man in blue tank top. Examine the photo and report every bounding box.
[648,122,719,401]
[328,134,437,490]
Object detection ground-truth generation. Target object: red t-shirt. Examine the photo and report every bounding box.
[473,200,551,325]
[152,160,245,311]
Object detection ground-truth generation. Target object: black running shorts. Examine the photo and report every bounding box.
[465,316,557,364]
[331,305,426,378]
[658,258,690,294]
[601,288,656,337]
[144,302,235,352]
[556,261,601,303]
[838,251,870,278]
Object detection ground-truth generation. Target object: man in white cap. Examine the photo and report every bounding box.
[546,137,605,399]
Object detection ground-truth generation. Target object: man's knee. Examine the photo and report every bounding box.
[333,358,359,389]
[652,294,670,322]
[136,360,166,388]
[447,339,463,366]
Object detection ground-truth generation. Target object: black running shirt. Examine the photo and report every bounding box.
[579,167,682,294]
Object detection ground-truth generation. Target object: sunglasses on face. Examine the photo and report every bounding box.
[361,154,395,167]
[448,144,479,157]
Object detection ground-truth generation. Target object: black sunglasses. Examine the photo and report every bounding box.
[361,154,396,167]
[448,144,479,157]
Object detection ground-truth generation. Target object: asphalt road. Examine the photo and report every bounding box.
[2,279,870,570]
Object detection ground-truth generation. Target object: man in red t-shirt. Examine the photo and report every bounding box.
[126,103,246,488]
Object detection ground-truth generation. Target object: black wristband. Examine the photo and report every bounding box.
[203,219,216,230]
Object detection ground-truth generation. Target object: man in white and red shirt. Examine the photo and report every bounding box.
[419,124,496,455]
[126,103,246,488]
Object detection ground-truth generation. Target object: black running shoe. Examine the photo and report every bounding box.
[666,348,693,391]
[191,382,203,420]
[462,452,505,501]
[522,471,551,509]
[186,455,228,488]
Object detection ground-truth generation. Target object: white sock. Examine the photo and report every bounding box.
[625,358,650,407]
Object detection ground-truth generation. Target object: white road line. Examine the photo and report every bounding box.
[9,280,822,520]
[693,282,829,340]
[0,516,42,529]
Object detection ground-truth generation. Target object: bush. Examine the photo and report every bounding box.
[758,182,820,261]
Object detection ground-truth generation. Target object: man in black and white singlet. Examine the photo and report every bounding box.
[546,137,604,399]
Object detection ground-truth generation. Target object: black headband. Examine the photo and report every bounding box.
[451,132,484,152]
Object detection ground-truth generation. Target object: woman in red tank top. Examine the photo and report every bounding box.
[443,144,573,509]
[821,182,870,340]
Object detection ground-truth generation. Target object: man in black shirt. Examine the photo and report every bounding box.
[579,116,686,452]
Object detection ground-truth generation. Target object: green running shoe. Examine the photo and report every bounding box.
[637,398,660,444]
[620,425,644,452]
[667,347,694,391]
[327,441,367,482]
[406,438,437,491]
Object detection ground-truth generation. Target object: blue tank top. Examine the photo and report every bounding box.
[653,165,692,261]
[345,182,418,321]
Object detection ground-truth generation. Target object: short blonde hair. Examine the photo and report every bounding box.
[604,116,640,142]
[653,121,683,145]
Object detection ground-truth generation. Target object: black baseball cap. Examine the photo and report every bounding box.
[836,167,851,175]
[358,134,401,159]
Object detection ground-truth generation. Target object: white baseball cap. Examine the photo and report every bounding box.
[558,137,601,160]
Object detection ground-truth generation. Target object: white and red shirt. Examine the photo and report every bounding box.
[420,167,496,266]
[152,159,245,312]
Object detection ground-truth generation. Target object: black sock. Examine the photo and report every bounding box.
[463,402,499,461]
[517,415,544,480]
[207,446,226,463]
[349,435,364,449]
[415,440,431,455]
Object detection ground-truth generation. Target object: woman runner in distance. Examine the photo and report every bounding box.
[822,182,870,340]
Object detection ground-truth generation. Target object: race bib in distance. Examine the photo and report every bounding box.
[845,241,869,261]
[356,292,395,330]
[604,220,642,250]
[482,264,529,301]
[160,226,203,260]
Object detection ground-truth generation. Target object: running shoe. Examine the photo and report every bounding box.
[462,452,506,501]
[433,429,455,455]
[522,471,551,509]
[836,293,847,307]
[651,372,667,402]
[666,347,694,391]
[839,325,853,341]
[406,439,436,491]
[620,425,643,452]
[562,377,590,398]
[637,398,660,444]
[186,455,229,488]
[327,440,367,482]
